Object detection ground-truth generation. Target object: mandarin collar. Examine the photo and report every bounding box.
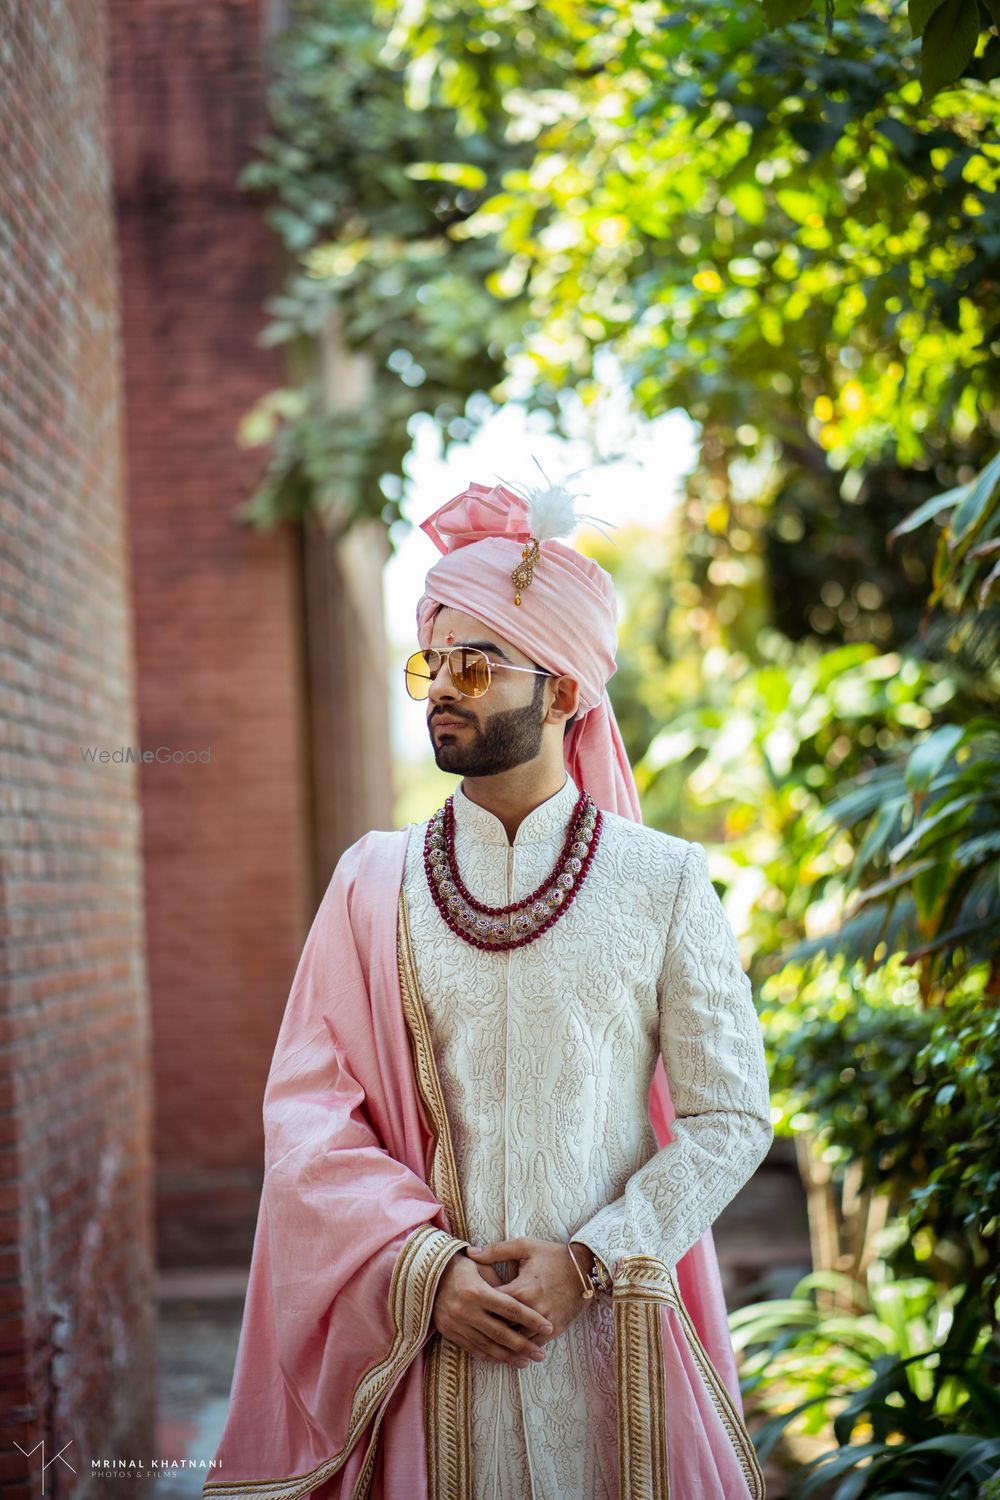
[451,772,581,846]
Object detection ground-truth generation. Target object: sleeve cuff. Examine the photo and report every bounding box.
[569,1232,615,1289]
[399,1226,471,1350]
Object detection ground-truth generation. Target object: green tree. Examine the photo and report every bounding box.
[238,0,998,732]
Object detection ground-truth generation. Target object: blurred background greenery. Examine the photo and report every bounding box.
[237,0,999,1492]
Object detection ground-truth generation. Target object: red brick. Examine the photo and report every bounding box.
[1,0,156,1481]
[105,0,314,1268]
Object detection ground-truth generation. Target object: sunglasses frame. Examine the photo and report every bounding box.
[404,645,553,701]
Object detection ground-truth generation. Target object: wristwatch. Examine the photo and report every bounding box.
[588,1252,614,1296]
[571,1240,614,1297]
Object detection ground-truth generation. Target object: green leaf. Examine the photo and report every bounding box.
[867,1491,947,1498]
[876,116,921,161]
[950,447,1000,546]
[979,555,1000,605]
[887,483,967,545]
[762,0,815,22]
[921,0,983,95]
[852,859,938,905]
[822,767,906,830]
[829,1465,883,1500]
[951,829,1000,869]
[907,1434,995,1458]
[981,31,1000,80]
[797,1444,893,1496]
[776,187,817,224]
[855,799,907,876]
[748,1396,833,1462]
[729,181,767,226]
[404,161,488,190]
[940,1437,1000,1495]
[889,792,981,862]
[904,725,966,793]
[909,0,949,36]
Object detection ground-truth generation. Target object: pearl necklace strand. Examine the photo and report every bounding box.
[423,788,603,952]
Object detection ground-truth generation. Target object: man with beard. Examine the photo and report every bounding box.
[205,477,772,1500]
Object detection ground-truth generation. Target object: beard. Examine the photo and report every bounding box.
[430,695,546,776]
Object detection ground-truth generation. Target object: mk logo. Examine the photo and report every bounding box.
[13,1439,76,1496]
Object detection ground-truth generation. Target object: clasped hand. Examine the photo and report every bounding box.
[431,1235,592,1370]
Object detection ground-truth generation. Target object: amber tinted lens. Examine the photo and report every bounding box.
[451,648,491,696]
[404,650,435,700]
[404,647,491,699]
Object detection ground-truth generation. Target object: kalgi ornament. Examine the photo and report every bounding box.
[496,458,615,605]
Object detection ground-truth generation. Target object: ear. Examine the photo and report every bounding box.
[545,672,580,727]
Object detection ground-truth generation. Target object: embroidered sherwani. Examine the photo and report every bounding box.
[400,770,772,1500]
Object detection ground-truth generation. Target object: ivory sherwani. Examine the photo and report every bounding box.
[400,770,772,1500]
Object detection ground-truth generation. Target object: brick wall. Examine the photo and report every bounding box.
[0,0,156,1490]
[106,0,314,1266]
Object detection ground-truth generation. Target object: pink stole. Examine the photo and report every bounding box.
[204,826,764,1500]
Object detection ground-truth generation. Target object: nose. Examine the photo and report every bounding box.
[427,653,462,712]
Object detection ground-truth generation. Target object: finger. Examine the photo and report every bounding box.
[478,1310,536,1353]
[463,1334,527,1368]
[504,1309,551,1347]
[501,1274,542,1304]
[467,1239,521,1260]
[475,1274,548,1342]
[465,1330,514,1364]
[488,1288,552,1336]
[501,1279,543,1322]
[449,1318,533,1367]
[477,1314,547,1363]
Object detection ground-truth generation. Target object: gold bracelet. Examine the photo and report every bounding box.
[566,1241,594,1300]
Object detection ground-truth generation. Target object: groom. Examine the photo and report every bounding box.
[205,477,772,1500]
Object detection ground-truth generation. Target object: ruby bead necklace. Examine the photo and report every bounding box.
[423,787,603,952]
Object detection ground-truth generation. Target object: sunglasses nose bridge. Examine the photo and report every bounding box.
[425,648,462,702]
[422,647,490,701]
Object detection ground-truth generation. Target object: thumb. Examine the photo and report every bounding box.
[467,1240,515,1260]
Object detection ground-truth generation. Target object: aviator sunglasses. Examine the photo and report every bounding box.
[404,646,552,701]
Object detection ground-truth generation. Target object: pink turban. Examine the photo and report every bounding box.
[415,480,641,819]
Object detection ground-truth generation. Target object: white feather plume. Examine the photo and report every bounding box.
[495,456,616,543]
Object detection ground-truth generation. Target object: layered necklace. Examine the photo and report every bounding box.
[423,786,603,952]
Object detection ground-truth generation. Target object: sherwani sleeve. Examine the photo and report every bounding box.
[571,839,773,1276]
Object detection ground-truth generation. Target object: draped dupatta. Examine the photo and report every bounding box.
[203,825,765,1500]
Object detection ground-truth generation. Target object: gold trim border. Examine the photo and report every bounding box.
[203,1223,460,1500]
[615,1291,669,1499]
[397,882,473,1500]
[612,1257,766,1500]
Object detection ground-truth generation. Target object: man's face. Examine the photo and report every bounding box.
[425,608,550,776]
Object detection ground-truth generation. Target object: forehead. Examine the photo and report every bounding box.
[429,607,531,665]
